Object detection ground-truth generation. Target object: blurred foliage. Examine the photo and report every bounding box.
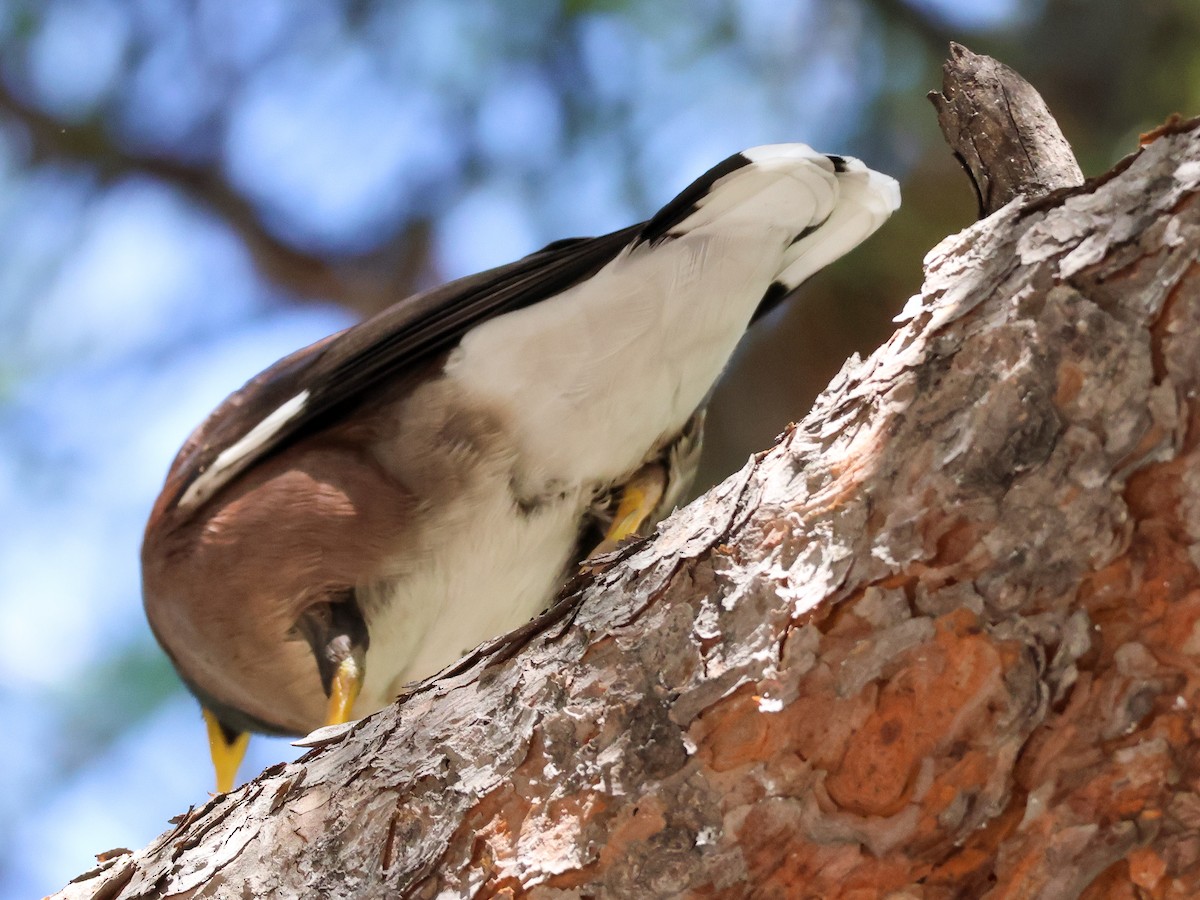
[56,646,179,766]
[0,0,1197,895]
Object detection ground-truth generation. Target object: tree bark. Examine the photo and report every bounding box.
[929,42,1084,216]
[58,56,1200,899]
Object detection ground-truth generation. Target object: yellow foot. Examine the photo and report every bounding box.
[325,656,363,726]
[590,465,667,557]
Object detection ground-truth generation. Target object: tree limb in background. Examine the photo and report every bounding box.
[868,0,956,51]
[0,80,426,318]
[55,53,1200,897]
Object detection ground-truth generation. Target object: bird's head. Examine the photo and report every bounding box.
[142,440,408,791]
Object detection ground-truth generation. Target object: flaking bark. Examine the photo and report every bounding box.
[58,63,1200,899]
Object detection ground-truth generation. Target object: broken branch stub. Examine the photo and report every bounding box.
[930,42,1084,216]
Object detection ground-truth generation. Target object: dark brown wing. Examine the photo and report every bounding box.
[155,148,766,517]
[158,224,643,516]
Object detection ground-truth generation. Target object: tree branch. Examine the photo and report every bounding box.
[929,42,1084,215]
[868,0,956,52]
[0,81,426,317]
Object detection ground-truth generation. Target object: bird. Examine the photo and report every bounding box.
[141,144,900,793]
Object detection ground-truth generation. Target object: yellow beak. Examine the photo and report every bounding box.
[202,657,361,794]
[203,707,249,794]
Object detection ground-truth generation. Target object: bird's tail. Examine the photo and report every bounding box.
[773,149,901,290]
[636,142,900,298]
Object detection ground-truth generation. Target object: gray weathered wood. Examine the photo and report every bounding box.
[930,42,1084,215]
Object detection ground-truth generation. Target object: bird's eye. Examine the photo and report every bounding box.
[287,588,349,641]
[309,602,334,629]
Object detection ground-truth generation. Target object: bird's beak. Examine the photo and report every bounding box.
[200,655,357,795]
[203,707,249,794]
[325,655,363,726]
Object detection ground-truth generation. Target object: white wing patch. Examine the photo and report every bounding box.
[178,389,311,511]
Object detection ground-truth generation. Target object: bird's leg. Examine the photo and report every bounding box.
[325,656,362,725]
[203,707,249,794]
[296,591,369,727]
[587,409,706,558]
[589,464,667,557]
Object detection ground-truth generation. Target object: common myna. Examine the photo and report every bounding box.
[142,144,900,791]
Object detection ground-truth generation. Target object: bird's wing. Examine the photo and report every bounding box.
[162,223,644,514]
[159,146,895,518]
